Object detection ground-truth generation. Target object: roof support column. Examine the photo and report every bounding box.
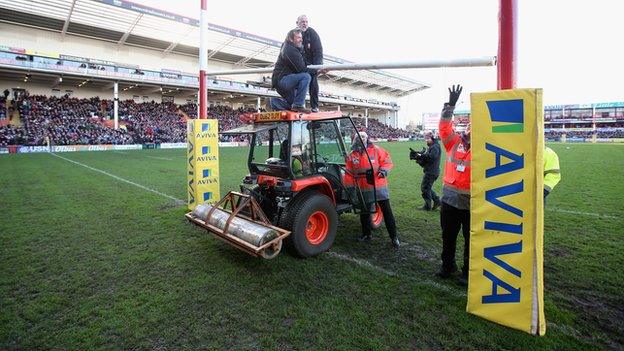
[395,110,399,128]
[113,82,119,129]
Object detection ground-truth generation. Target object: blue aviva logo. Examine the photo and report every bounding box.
[202,146,210,155]
[201,123,210,132]
[486,99,524,133]
[202,169,211,178]
[203,192,212,201]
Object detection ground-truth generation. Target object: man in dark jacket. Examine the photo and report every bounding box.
[296,15,323,112]
[413,131,441,211]
[270,28,313,112]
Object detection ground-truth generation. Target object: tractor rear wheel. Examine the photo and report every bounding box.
[371,203,384,230]
[281,192,337,258]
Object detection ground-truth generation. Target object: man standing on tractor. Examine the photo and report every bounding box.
[270,29,315,113]
[437,85,471,286]
[296,15,323,113]
[346,131,401,249]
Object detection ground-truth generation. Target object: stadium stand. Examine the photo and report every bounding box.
[0,48,401,116]
[351,117,414,140]
[17,94,134,146]
[4,90,623,148]
[447,103,624,142]
[0,91,413,147]
[0,97,6,120]
[544,103,624,141]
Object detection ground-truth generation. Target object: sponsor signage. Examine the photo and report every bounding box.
[16,144,142,153]
[468,89,546,335]
[160,142,187,149]
[187,120,220,210]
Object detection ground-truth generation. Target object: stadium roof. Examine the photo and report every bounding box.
[0,0,430,96]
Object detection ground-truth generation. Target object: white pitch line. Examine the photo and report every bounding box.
[326,251,466,298]
[146,155,174,161]
[325,251,589,340]
[113,151,129,155]
[548,208,617,219]
[51,153,185,205]
[51,149,463,297]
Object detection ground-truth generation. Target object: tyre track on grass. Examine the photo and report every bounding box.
[49,152,588,342]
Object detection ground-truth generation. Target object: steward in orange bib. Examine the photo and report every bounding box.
[437,85,471,285]
[345,131,400,249]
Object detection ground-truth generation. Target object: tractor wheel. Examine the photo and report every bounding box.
[371,203,384,230]
[281,192,337,258]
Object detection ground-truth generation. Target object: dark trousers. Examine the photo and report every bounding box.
[421,173,440,208]
[440,202,470,276]
[309,72,319,109]
[360,199,398,239]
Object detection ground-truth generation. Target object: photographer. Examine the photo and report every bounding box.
[410,131,441,211]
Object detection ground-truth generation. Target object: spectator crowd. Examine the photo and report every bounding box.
[351,117,415,140]
[0,93,263,146]
[545,128,624,140]
[4,91,623,148]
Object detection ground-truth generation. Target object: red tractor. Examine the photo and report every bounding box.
[186,110,384,258]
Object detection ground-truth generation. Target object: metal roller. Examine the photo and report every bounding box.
[192,203,279,247]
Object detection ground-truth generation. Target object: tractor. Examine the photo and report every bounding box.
[186,110,384,259]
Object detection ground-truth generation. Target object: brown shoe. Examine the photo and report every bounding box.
[291,105,310,113]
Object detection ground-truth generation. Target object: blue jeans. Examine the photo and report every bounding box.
[270,72,311,110]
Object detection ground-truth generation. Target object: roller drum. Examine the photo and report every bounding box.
[192,204,278,247]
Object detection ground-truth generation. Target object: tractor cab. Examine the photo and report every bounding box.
[223,110,378,214]
[188,110,383,259]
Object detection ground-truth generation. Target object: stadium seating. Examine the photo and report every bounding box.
[351,117,414,140]
[11,91,623,146]
[544,128,624,140]
[0,97,6,120]
[0,91,417,147]
[17,94,134,146]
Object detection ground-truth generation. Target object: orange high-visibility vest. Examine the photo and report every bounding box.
[344,143,393,200]
[439,119,471,193]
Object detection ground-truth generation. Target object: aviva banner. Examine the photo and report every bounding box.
[187,119,220,210]
[467,89,546,335]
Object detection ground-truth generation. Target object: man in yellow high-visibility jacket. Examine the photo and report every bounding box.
[544,146,561,199]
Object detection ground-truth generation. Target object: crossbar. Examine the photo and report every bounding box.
[205,56,496,76]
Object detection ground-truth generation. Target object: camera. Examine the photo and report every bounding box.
[409,147,426,160]
[409,147,426,166]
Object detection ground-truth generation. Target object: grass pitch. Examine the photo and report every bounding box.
[1,142,622,350]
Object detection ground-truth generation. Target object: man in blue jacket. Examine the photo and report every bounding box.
[296,15,323,113]
[270,29,313,112]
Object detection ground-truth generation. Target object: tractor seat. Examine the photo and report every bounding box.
[320,163,346,201]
